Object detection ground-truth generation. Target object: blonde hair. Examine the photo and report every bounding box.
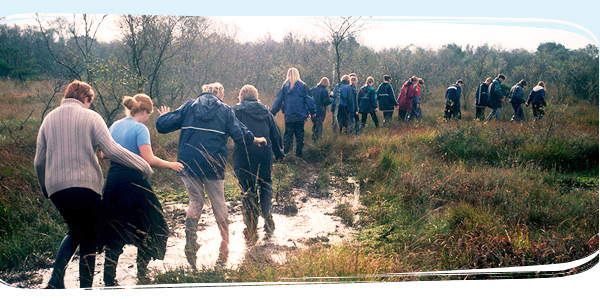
[365,76,375,85]
[341,75,350,84]
[350,76,358,85]
[537,81,545,88]
[286,67,302,90]
[122,93,153,116]
[238,84,259,101]
[202,82,225,98]
[318,77,330,87]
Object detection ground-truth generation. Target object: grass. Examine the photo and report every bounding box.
[0,79,598,284]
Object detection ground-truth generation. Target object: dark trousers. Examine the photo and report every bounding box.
[103,240,150,286]
[532,103,545,120]
[398,110,409,122]
[284,121,305,157]
[361,112,379,128]
[337,105,350,133]
[444,101,461,120]
[48,188,101,288]
[511,102,525,121]
[475,106,486,121]
[311,114,324,142]
[382,111,394,125]
[235,163,274,237]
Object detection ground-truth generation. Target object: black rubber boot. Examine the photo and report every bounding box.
[46,235,78,289]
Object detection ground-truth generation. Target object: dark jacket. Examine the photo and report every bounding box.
[338,83,357,113]
[445,83,461,108]
[475,82,489,107]
[233,98,284,173]
[155,92,255,180]
[527,86,547,106]
[271,80,316,123]
[376,82,397,111]
[398,80,416,111]
[509,83,526,104]
[309,84,332,118]
[358,84,377,114]
[488,78,504,109]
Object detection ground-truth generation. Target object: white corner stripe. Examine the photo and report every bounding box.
[181,126,226,135]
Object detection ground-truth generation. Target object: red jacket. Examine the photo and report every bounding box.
[397,80,415,111]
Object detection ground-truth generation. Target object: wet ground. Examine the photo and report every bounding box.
[14,173,360,289]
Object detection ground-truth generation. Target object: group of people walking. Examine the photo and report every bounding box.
[449,74,548,122]
[35,79,278,288]
[34,67,548,289]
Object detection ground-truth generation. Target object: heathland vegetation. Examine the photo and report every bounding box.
[0,15,598,285]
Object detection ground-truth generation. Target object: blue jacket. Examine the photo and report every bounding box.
[376,82,397,111]
[338,83,357,113]
[358,84,377,114]
[309,84,332,118]
[271,80,316,123]
[527,86,546,106]
[155,92,255,180]
[445,83,461,108]
[475,82,490,107]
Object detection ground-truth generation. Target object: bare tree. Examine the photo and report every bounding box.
[316,16,367,84]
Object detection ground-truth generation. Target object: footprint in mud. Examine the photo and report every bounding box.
[20,173,360,288]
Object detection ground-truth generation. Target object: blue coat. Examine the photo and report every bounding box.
[155,92,255,180]
[527,86,546,106]
[271,80,316,123]
[309,84,332,118]
[339,83,357,113]
[358,84,377,114]
[376,82,397,111]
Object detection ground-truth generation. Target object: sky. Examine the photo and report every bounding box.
[1,0,599,299]
[2,14,596,52]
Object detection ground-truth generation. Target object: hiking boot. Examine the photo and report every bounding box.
[264,215,275,239]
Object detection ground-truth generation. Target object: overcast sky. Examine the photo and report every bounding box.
[3,14,595,52]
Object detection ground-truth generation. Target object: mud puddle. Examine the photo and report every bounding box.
[15,173,360,289]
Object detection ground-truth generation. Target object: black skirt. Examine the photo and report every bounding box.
[97,163,168,260]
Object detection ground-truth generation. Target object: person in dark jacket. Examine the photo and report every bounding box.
[271,67,316,157]
[376,75,397,125]
[232,85,284,244]
[398,76,418,122]
[358,76,379,129]
[509,79,527,122]
[348,73,361,134]
[526,81,547,120]
[444,79,463,120]
[485,74,506,121]
[309,77,333,142]
[156,82,266,268]
[335,75,352,134]
[474,77,492,121]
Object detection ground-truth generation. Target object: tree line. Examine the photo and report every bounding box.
[0,14,598,124]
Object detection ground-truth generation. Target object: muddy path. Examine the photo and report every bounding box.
[11,163,361,289]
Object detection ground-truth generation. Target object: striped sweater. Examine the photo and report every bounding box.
[34,99,153,198]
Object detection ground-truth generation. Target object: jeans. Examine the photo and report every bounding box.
[410,98,422,121]
[283,121,305,157]
[486,107,501,121]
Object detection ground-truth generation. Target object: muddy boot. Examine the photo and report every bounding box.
[184,218,199,268]
[264,214,275,239]
[216,241,229,267]
[242,212,258,246]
